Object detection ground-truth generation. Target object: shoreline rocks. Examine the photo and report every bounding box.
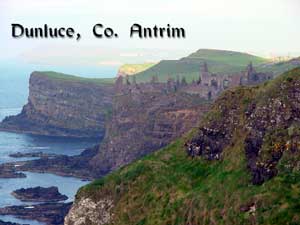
[11,187,68,203]
[1,145,100,180]
[0,202,72,225]
[9,152,57,159]
[0,220,24,225]
[18,145,100,180]
[0,165,26,179]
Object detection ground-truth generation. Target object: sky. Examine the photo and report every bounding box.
[0,0,299,64]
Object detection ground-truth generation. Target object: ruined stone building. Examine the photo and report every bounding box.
[188,62,273,99]
[114,62,273,101]
[240,62,273,85]
[198,62,273,90]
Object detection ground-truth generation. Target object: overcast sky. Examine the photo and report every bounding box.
[0,0,299,62]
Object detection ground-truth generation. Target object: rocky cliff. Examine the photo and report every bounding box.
[1,73,211,181]
[88,79,211,176]
[66,68,300,225]
[0,72,114,138]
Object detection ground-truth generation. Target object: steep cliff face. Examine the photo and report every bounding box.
[67,68,300,225]
[0,72,114,138]
[187,68,300,184]
[89,82,210,175]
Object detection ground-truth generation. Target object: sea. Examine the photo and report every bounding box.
[0,60,118,225]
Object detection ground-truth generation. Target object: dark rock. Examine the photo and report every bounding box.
[9,145,100,180]
[9,152,57,159]
[0,165,26,179]
[0,203,72,225]
[12,186,68,202]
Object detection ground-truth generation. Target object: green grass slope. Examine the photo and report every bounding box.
[78,68,300,225]
[133,49,269,83]
[37,71,115,85]
[187,49,266,65]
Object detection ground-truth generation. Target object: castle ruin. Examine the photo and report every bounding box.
[115,62,273,100]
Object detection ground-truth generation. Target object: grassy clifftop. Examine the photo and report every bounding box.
[37,71,115,85]
[75,68,300,225]
[187,49,266,65]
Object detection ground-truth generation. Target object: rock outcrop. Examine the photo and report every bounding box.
[9,152,57,159]
[0,72,114,138]
[64,198,114,225]
[12,186,68,202]
[186,67,300,185]
[13,145,100,180]
[0,164,26,178]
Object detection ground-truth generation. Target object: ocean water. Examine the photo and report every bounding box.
[0,60,117,225]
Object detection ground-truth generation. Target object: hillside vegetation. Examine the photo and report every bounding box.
[73,68,300,225]
[187,49,266,65]
[133,49,269,83]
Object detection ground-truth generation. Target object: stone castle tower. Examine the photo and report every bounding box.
[246,62,255,82]
[200,62,211,86]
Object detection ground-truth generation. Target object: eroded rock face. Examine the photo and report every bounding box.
[0,72,113,138]
[243,92,300,184]
[186,68,300,185]
[187,90,242,160]
[64,198,114,225]
[89,82,211,175]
